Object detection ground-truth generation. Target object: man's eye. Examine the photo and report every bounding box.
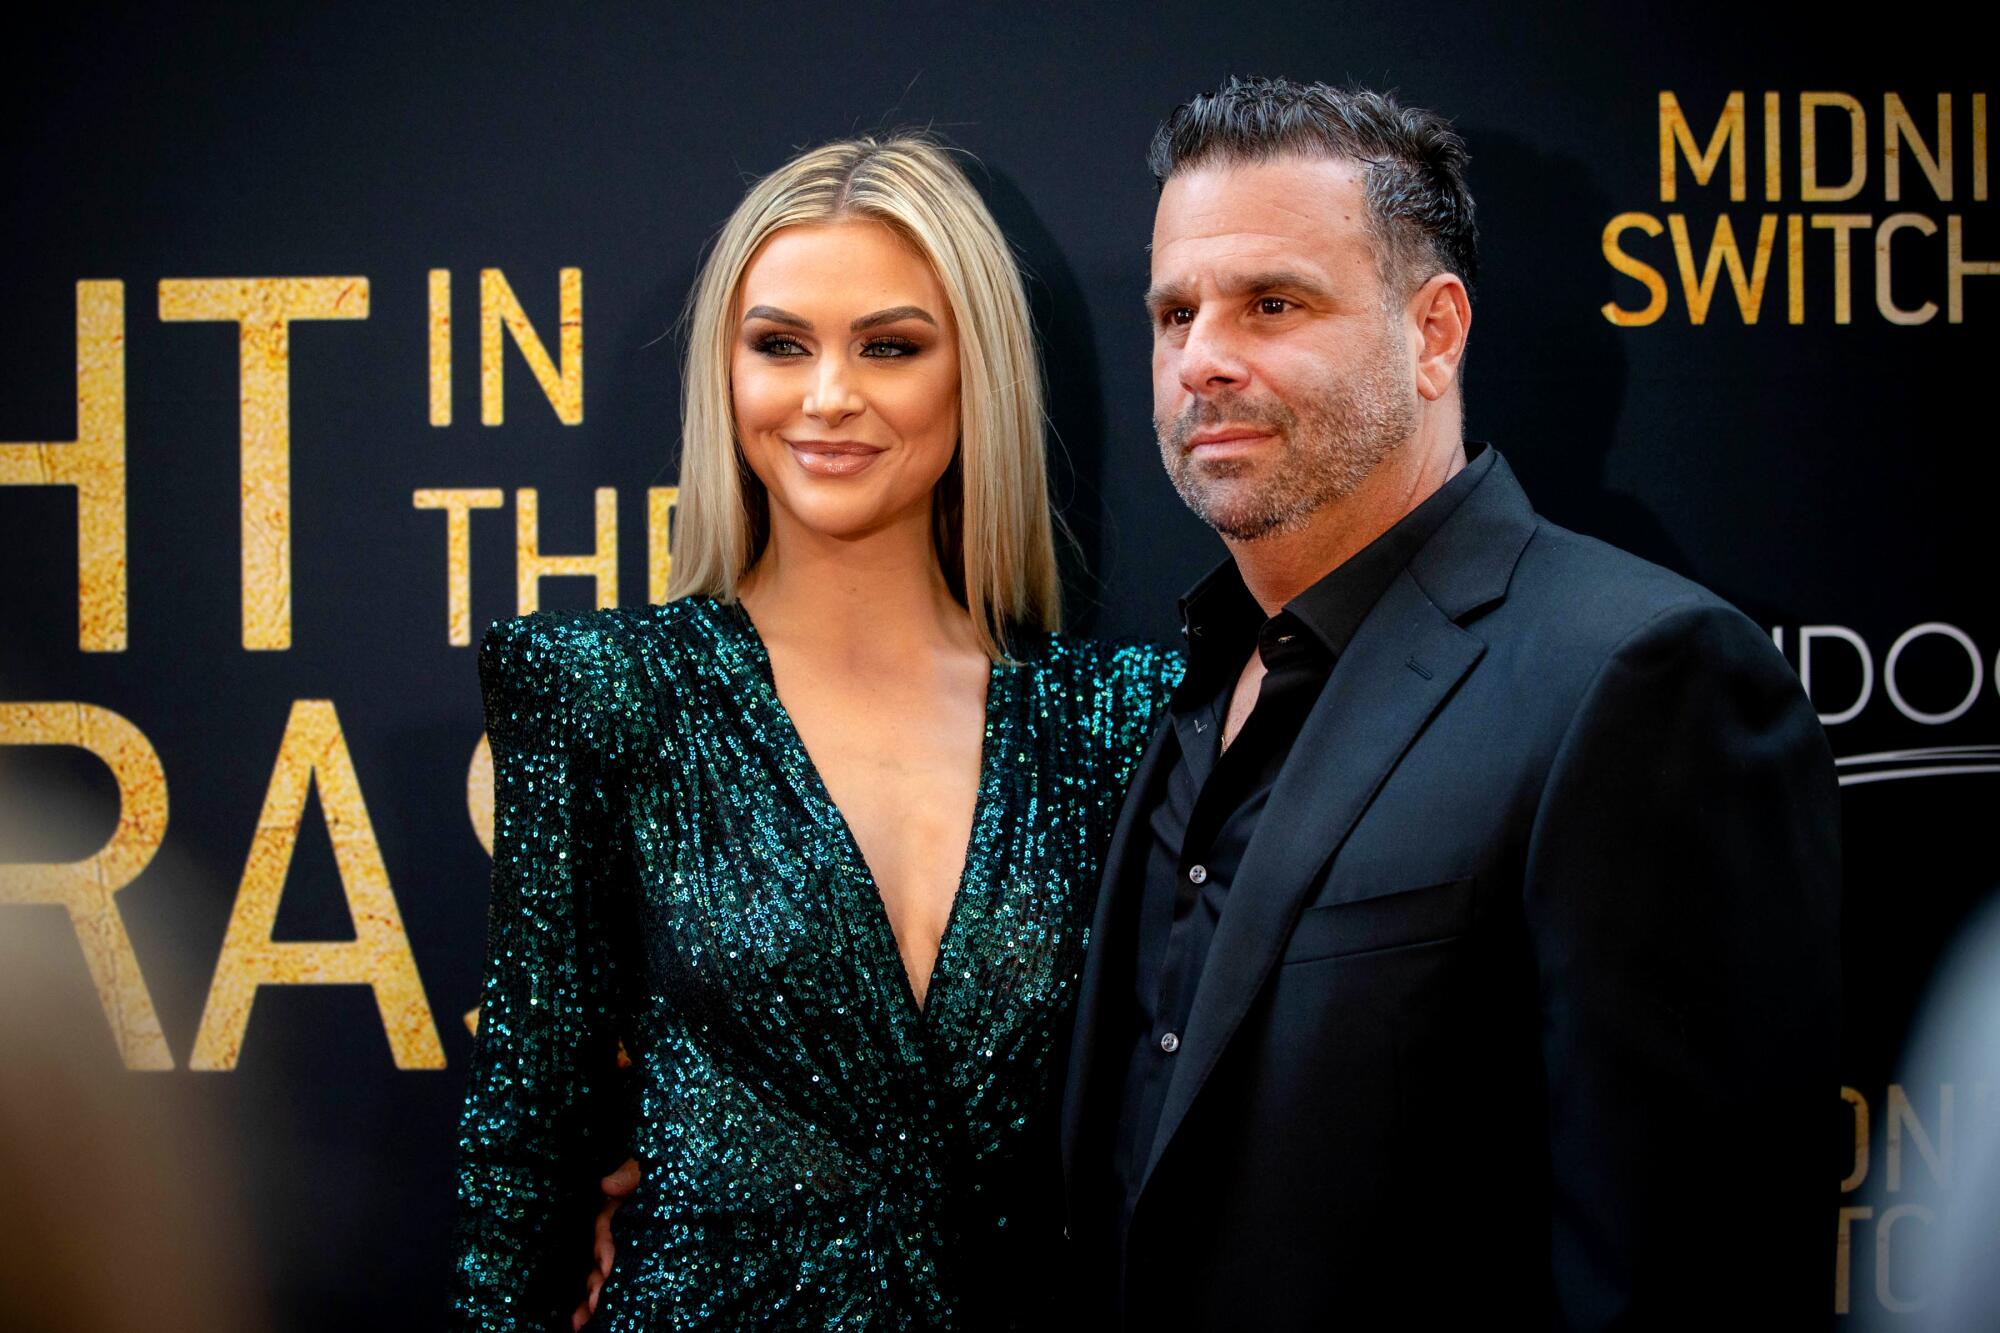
[1256,297,1293,315]
[1160,307,1195,327]
[754,334,808,357]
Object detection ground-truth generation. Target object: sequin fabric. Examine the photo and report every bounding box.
[451,595,1181,1331]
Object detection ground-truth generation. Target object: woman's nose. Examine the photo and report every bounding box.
[803,356,864,427]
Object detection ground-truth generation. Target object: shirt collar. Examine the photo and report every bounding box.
[1177,442,1494,680]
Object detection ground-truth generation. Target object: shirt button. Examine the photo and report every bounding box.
[1187,864,1208,885]
[1160,1031,1181,1054]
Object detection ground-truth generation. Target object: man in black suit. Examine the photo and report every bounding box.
[1058,78,1840,1328]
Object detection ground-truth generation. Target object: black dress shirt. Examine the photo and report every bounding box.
[1108,451,1488,1255]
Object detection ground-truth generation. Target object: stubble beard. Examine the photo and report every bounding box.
[1156,339,1418,542]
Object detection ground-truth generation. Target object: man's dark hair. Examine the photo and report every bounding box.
[1147,76,1478,301]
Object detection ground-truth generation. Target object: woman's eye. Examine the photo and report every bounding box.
[754,334,808,357]
[860,337,920,358]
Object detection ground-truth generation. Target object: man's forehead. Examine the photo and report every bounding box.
[1149,155,1371,283]
[1156,154,1366,224]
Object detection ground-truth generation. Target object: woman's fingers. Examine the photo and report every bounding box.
[593,1201,617,1275]
[570,1162,636,1328]
[588,1157,637,1285]
[569,1269,605,1330]
[601,1158,640,1196]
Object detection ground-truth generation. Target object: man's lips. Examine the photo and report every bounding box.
[785,438,885,477]
[1185,427,1275,455]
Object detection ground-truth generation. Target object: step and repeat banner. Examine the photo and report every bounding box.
[1,7,1992,1328]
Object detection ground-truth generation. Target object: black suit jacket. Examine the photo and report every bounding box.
[1060,450,1840,1330]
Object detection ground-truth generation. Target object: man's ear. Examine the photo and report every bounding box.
[1409,273,1471,403]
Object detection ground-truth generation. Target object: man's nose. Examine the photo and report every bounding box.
[1176,311,1249,394]
[803,355,864,427]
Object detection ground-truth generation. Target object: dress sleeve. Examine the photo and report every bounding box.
[450,614,631,1331]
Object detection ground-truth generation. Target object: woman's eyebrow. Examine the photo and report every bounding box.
[851,305,937,331]
[742,304,810,329]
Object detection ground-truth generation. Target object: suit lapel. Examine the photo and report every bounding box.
[1062,713,1177,1198]
[1139,569,1485,1187]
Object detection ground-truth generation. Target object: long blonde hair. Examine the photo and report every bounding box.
[666,134,1062,657]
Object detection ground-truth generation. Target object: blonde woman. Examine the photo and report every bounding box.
[450,136,1180,1330]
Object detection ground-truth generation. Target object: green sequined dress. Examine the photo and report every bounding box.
[451,596,1180,1331]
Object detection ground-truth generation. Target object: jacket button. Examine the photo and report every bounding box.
[1159,1031,1181,1054]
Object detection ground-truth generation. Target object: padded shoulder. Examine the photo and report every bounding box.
[477,608,658,762]
[1099,637,1187,718]
[1031,632,1184,750]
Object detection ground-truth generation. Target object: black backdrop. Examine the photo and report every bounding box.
[2,4,1994,1326]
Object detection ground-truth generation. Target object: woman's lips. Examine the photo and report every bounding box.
[786,438,884,477]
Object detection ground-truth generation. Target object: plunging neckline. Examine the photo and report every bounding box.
[719,597,1003,1022]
